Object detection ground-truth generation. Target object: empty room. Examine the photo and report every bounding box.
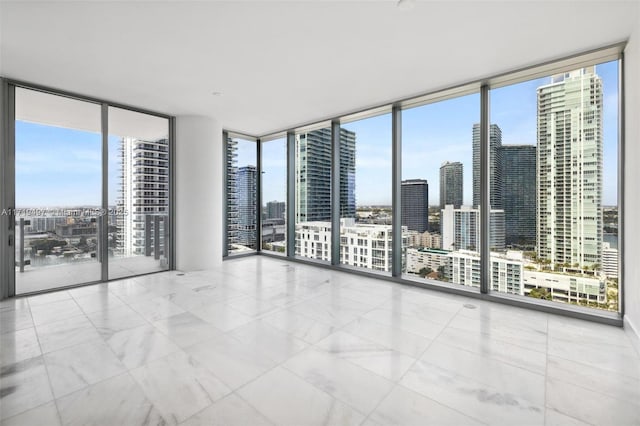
[1,1,639,425]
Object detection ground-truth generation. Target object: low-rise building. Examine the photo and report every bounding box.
[446,250,523,295]
[523,270,605,304]
[406,247,449,275]
[602,242,618,279]
[296,218,407,272]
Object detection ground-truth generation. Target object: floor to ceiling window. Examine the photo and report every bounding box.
[14,88,103,294]
[294,126,332,263]
[108,107,170,279]
[261,136,287,255]
[7,83,173,295]
[401,93,480,290]
[226,135,258,254]
[339,113,393,273]
[221,46,622,318]
[489,60,620,311]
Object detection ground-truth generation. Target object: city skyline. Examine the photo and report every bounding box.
[15,62,618,208]
[257,60,619,207]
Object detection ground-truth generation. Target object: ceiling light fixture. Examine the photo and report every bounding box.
[397,0,416,11]
[211,91,223,96]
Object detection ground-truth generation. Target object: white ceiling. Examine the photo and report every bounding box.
[1,1,638,136]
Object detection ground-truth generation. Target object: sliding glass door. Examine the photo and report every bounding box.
[108,107,170,279]
[8,84,172,295]
[14,88,103,294]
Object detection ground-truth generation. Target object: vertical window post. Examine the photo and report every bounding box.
[256,138,262,252]
[480,84,490,294]
[222,130,229,257]
[331,120,341,266]
[286,131,296,258]
[0,79,16,299]
[392,105,402,277]
[100,103,109,281]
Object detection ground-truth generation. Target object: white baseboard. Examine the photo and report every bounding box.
[624,315,640,358]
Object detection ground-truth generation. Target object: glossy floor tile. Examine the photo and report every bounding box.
[1,255,638,426]
[104,325,181,370]
[43,339,127,398]
[237,367,365,426]
[0,357,54,420]
[180,394,273,426]
[130,351,231,424]
[0,328,41,367]
[284,347,395,414]
[56,373,168,426]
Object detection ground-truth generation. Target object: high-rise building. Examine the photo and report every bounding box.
[439,161,463,209]
[401,179,429,232]
[500,145,536,248]
[537,67,603,269]
[117,137,169,257]
[441,205,505,252]
[266,201,285,220]
[226,138,238,247]
[472,123,503,208]
[237,166,257,248]
[295,128,356,222]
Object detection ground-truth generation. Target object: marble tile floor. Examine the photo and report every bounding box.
[1,256,639,426]
[15,255,166,295]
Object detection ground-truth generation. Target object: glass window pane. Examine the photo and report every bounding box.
[227,137,257,253]
[295,127,331,262]
[14,88,102,294]
[340,115,392,273]
[490,61,619,311]
[261,138,286,254]
[108,106,170,279]
[401,93,480,290]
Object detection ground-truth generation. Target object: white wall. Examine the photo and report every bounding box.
[175,116,223,271]
[624,6,640,352]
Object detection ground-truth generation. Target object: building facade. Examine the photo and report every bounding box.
[406,247,449,275]
[602,242,618,279]
[237,166,257,248]
[226,137,239,247]
[472,123,503,209]
[446,250,524,295]
[295,128,356,223]
[440,205,505,252]
[404,230,442,249]
[295,218,407,272]
[523,270,604,304]
[439,161,463,209]
[266,201,285,220]
[117,137,169,257]
[500,144,536,248]
[537,67,603,269]
[401,179,429,233]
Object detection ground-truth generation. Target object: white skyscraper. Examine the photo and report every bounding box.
[537,67,603,269]
[117,137,169,257]
[440,205,505,252]
[237,165,257,248]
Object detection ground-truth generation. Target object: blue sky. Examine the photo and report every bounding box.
[257,60,619,207]
[16,61,619,208]
[15,122,131,207]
